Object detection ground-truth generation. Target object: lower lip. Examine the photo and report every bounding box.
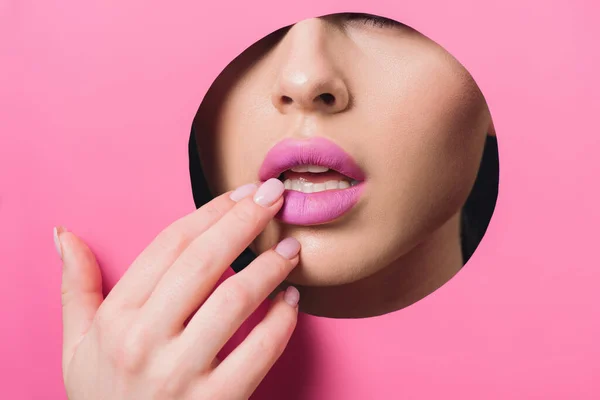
[275,182,366,225]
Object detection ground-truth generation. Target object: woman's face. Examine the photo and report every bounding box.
[194,14,493,287]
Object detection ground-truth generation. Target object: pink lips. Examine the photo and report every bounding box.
[258,137,366,225]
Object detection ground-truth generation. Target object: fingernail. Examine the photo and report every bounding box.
[283,286,300,307]
[253,178,284,207]
[274,237,301,259]
[229,183,258,202]
[53,226,66,260]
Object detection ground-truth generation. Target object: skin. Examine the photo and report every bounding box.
[58,13,495,398]
[194,14,496,318]
[58,180,301,399]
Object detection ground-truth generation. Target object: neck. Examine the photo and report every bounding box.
[295,213,464,318]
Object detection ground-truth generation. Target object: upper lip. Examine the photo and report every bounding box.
[258,137,366,182]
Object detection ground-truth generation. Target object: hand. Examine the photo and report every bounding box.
[56,178,301,400]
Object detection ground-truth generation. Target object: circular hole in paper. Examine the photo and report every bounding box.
[189,12,499,318]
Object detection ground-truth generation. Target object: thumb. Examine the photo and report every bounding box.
[54,226,104,376]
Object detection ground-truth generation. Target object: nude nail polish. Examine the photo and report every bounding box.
[253,178,285,207]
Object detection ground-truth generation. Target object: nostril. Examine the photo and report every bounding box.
[281,96,293,105]
[319,93,335,105]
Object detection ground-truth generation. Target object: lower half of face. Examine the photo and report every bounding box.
[200,112,490,287]
[195,22,493,287]
[248,117,489,287]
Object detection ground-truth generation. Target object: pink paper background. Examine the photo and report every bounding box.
[1,0,599,399]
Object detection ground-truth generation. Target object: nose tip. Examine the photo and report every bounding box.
[270,18,350,115]
[272,73,350,114]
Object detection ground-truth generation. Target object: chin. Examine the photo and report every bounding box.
[283,256,378,287]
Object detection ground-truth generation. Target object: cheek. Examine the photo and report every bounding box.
[360,73,488,238]
[209,75,287,194]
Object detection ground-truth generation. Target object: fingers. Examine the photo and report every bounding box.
[56,226,104,378]
[172,237,300,367]
[205,288,300,400]
[138,179,286,336]
[103,187,254,311]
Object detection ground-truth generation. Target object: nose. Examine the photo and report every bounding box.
[271,18,350,114]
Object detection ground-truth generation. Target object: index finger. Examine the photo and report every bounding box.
[137,178,286,335]
[103,183,259,311]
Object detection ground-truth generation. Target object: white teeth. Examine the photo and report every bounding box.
[313,183,326,192]
[302,182,314,193]
[290,165,329,173]
[308,165,329,173]
[290,165,309,173]
[325,180,339,190]
[283,179,355,193]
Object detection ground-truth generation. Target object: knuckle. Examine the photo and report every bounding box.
[158,227,190,253]
[183,249,212,278]
[111,323,151,374]
[218,279,253,313]
[203,203,224,219]
[232,204,260,226]
[255,328,284,360]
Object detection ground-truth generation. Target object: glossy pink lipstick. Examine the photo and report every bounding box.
[258,137,366,225]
